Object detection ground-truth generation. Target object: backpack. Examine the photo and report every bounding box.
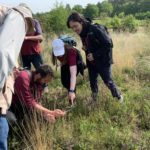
[75,49,86,76]
[59,35,77,47]
[90,23,113,48]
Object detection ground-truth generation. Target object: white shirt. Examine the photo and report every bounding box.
[0,6,26,89]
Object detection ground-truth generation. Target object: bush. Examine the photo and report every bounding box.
[111,15,138,32]
[111,16,122,32]
[121,15,138,32]
[135,53,150,81]
[135,11,150,20]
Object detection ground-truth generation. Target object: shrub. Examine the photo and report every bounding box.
[111,15,138,32]
[135,11,150,20]
[111,16,122,32]
[121,15,138,32]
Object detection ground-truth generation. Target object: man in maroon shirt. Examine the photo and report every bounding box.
[11,64,65,122]
[21,19,43,70]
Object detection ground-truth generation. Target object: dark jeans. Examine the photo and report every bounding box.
[61,64,79,91]
[21,54,43,70]
[0,117,9,150]
[87,63,121,99]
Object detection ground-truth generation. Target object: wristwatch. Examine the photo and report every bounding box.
[69,89,75,93]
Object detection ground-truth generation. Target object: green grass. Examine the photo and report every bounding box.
[9,30,150,150]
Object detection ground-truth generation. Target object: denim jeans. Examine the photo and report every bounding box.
[0,117,9,150]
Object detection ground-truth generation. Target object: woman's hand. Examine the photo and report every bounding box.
[68,92,76,105]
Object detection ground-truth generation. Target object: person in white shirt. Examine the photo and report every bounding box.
[0,3,34,150]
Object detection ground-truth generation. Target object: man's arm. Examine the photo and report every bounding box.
[25,19,43,42]
[15,75,65,119]
[25,35,43,41]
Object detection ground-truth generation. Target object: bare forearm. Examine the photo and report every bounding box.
[33,103,53,114]
[70,66,77,90]
[25,35,43,41]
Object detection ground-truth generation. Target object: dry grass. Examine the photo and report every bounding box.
[112,29,150,75]
[15,29,150,150]
[41,28,150,75]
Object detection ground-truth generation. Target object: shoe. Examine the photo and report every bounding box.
[43,86,49,94]
[118,95,124,103]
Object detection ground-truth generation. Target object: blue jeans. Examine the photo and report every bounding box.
[0,117,9,150]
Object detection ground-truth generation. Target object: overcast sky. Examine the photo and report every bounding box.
[0,0,103,13]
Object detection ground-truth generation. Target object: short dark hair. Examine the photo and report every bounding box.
[36,64,54,78]
[67,12,87,28]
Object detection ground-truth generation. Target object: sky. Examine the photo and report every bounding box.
[0,0,103,13]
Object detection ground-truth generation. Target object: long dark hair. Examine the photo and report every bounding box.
[67,12,87,28]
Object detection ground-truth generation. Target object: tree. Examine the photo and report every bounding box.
[84,4,99,19]
[109,0,150,16]
[100,1,113,16]
[48,5,69,35]
[66,4,72,13]
[122,15,138,32]
[72,5,83,14]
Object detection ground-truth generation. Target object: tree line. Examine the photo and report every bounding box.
[35,0,150,34]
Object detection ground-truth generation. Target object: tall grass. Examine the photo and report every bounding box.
[11,29,150,150]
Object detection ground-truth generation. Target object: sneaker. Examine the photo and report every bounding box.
[43,86,49,94]
[92,92,98,101]
[118,95,124,103]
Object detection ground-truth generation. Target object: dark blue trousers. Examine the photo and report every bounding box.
[21,54,43,70]
[87,63,121,99]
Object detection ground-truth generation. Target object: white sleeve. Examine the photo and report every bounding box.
[0,9,26,89]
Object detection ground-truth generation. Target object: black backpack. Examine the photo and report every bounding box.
[90,23,113,48]
[75,49,86,76]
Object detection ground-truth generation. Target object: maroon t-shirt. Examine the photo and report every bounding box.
[12,71,43,108]
[57,48,77,66]
[21,19,42,55]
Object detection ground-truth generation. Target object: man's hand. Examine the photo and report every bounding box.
[24,36,29,40]
[43,113,56,123]
[68,92,76,105]
[52,109,66,118]
[87,53,94,61]
[13,67,20,79]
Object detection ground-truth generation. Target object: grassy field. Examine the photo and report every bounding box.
[9,28,150,150]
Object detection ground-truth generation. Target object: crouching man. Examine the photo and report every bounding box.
[11,64,66,122]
